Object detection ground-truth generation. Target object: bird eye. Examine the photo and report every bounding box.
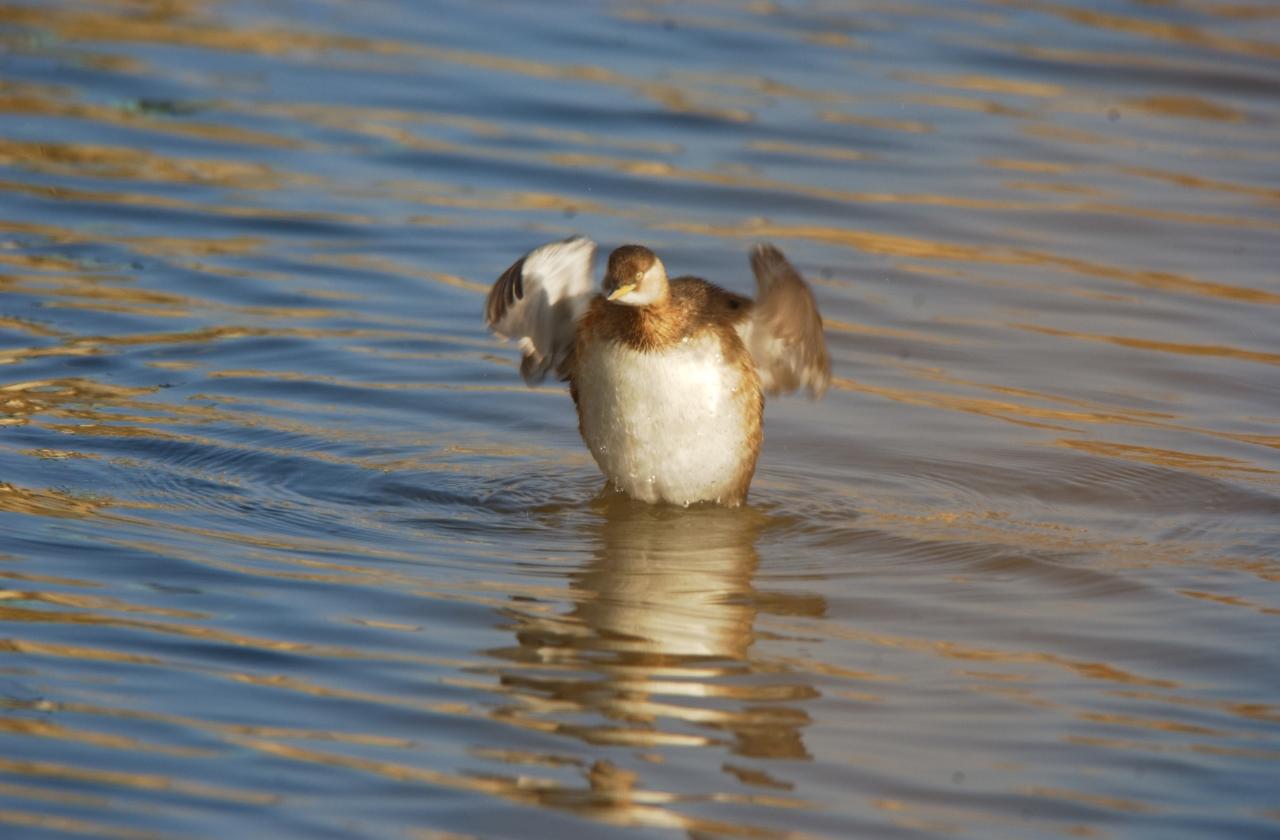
[634,270,643,281]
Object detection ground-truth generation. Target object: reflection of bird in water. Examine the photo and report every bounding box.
[477,498,829,831]
[485,238,830,506]
[573,496,759,661]
[498,496,819,767]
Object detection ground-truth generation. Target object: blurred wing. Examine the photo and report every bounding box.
[485,236,597,385]
[738,243,831,398]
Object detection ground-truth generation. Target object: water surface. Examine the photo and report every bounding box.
[0,1,1278,838]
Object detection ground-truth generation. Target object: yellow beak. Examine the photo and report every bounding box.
[607,283,636,301]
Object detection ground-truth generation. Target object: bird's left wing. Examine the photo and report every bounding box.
[484,236,597,385]
[737,243,831,398]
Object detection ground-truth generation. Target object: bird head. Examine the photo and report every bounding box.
[603,245,669,307]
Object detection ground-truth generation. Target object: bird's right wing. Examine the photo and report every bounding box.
[484,236,597,385]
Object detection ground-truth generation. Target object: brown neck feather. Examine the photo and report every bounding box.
[612,295,687,351]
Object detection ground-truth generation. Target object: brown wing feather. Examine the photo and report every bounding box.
[742,243,831,398]
[485,255,525,327]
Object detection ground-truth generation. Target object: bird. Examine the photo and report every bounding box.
[484,237,830,507]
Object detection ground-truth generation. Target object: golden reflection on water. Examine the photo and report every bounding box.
[0,175,371,232]
[831,370,1280,459]
[897,72,1066,99]
[0,138,308,189]
[0,754,277,805]
[0,715,211,757]
[0,808,170,840]
[1009,322,1280,367]
[0,78,306,149]
[992,0,1280,60]
[1055,439,1277,479]
[1123,93,1245,123]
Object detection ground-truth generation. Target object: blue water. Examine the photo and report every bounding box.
[1,1,1278,837]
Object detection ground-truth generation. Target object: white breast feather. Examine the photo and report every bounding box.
[576,335,755,505]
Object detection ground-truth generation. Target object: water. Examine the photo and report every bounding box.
[0,1,1277,837]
